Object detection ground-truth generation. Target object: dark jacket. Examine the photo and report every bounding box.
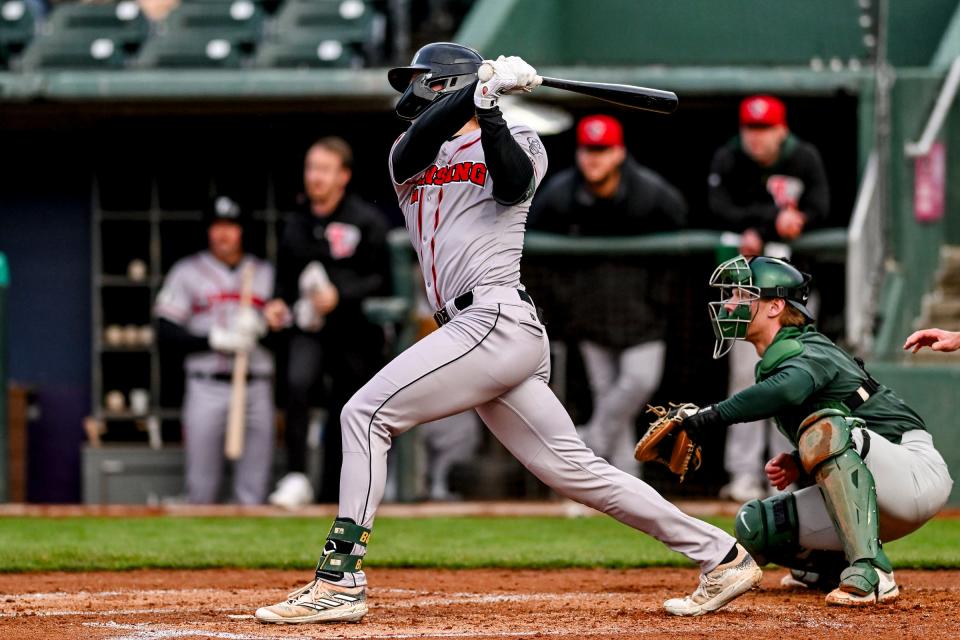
[707,133,829,240]
[274,194,390,329]
[526,157,686,348]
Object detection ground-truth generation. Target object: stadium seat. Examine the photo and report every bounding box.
[0,0,36,67]
[252,37,356,69]
[43,1,150,48]
[158,0,265,48]
[267,0,385,65]
[18,33,127,71]
[134,33,243,68]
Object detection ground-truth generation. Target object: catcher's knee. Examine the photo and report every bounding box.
[797,409,853,474]
[734,493,800,565]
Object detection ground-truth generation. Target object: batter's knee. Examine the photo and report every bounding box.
[797,409,853,474]
[734,493,800,565]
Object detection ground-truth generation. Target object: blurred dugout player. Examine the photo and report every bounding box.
[707,95,830,501]
[264,137,391,507]
[528,114,687,475]
[155,196,275,504]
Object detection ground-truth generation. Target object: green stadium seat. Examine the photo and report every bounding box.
[159,0,265,48]
[134,33,243,68]
[44,1,150,48]
[18,32,127,71]
[252,37,356,69]
[0,0,36,66]
[270,0,384,63]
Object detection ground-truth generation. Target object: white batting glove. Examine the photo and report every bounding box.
[474,56,518,109]
[234,307,267,338]
[209,325,256,353]
[294,297,325,332]
[502,56,540,90]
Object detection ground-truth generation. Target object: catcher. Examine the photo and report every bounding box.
[638,255,952,606]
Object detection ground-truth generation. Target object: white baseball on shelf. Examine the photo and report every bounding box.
[122,324,140,346]
[137,325,154,346]
[127,259,148,282]
[105,390,126,412]
[104,324,124,346]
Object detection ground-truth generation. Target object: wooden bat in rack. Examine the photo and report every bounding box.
[478,63,678,114]
[224,262,255,461]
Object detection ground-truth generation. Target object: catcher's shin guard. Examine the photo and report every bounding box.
[797,410,890,596]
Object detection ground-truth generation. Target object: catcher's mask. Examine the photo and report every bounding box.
[708,255,813,358]
[388,42,482,120]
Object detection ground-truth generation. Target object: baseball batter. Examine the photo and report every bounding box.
[255,42,761,625]
[680,255,953,606]
[155,196,275,504]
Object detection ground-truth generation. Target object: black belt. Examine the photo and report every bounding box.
[433,289,534,327]
[189,372,271,383]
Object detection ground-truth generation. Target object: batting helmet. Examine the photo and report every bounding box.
[707,255,813,358]
[388,42,483,120]
[203,194,249,228]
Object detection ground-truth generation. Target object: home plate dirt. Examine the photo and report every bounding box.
[1,568,959,639]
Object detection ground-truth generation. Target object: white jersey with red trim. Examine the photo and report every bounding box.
[155,251,274,376]
[389,124,548,310]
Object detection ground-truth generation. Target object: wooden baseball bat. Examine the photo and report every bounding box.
[224,262,255,461]
[478,63,678,114]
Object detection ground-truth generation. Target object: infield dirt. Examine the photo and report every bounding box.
[1,567,958,639]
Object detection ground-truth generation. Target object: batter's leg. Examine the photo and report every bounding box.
[233,380,275,505]
[182,378,228,504]
[339,304,544,529]
[477,377,735,571]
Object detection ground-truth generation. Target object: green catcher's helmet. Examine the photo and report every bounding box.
[708,255,813,358]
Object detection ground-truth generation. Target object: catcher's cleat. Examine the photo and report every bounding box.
[825,568,898,606]
[663,544,762,616]
[255,579,367,624]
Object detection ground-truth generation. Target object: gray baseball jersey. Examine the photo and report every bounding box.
[335,121,735,582]
[389,124,542,307]
[155,251,274,376]
[155,250,275,504]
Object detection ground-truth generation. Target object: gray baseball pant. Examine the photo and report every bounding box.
[338,287,735,571]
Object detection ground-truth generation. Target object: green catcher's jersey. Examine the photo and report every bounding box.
[720,325,926,445]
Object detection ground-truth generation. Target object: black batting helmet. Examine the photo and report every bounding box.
[388,42,483,120]
[203,194,248,228]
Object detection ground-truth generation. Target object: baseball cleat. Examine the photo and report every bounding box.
[780,571,812,590]
[779,569,840,592]
[663,543,762,616]
[825,569,898,606]
[256,579,367,624]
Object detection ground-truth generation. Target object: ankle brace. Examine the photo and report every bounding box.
[316,518,370,581]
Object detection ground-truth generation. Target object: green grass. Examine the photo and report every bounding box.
[0,516,957,572]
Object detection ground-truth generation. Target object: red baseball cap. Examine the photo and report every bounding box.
[739,95,787,127]
[577,114,624,147]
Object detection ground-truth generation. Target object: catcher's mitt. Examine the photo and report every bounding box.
[634,403,703,482]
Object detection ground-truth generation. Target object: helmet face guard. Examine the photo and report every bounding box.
[707,255,814,359]
[393,70,476,120]
[708,256,760,358]
[388,42,483,120]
